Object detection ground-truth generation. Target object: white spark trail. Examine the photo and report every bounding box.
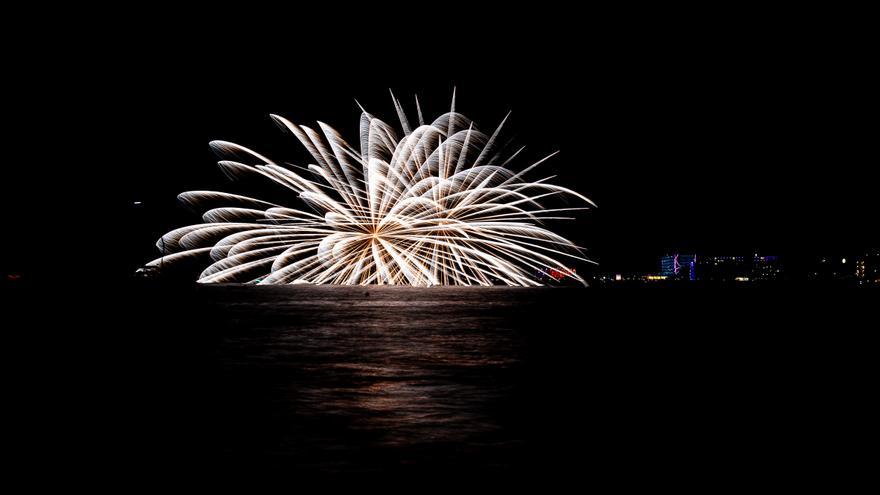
[147,93,596,286]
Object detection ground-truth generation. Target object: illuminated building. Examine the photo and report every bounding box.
[660,254,696,280]
[751,254,783,281]
[855,249,880,284]
[808,256,853,281]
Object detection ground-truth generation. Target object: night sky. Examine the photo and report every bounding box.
[8,12,876,485]
[8,13,876,281]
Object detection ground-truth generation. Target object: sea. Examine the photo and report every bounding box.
[6,282,874,486]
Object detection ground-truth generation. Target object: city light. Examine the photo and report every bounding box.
[586,251,879,286]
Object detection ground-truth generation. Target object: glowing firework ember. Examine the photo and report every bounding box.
[146,92,596,286]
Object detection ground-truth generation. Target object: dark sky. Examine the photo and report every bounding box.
[8,11,877,280]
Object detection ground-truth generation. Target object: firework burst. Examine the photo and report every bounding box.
[146,91,595,286]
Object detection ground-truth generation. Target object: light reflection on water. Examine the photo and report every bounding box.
[201,285,549,472]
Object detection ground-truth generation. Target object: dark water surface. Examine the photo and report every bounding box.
[9,283,874,486]
[201,286,538,475]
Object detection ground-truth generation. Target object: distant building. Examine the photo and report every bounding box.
[695,255,750,281]
[657,254,780,282]
[808,256,853,281]
[751,254,783,281]
[660,254,696,280]
[855,250,880,284]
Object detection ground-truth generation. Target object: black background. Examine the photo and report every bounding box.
[6,9,877,281]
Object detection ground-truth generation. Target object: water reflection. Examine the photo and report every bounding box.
[204,286,535,472]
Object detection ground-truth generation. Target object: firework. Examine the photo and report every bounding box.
[146,91,595,286]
